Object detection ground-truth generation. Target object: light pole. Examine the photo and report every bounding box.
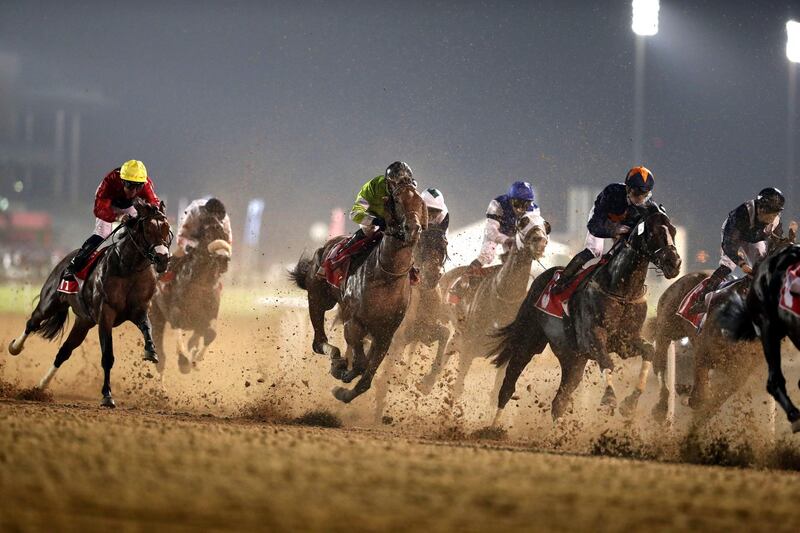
[787,20,799,210]
[631,0,659,163]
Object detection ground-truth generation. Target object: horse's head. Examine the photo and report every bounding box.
[384,182,428,245]
[514,214,550,260]
[628,206,681,279]
[414,228,448,289]
[132,199,172,273]
[195,239,232,277]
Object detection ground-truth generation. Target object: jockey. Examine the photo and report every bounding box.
[61,160,160,288]
[174,197,233,257]
[448,181,537,305]
[689,187,785,313]
[552,166,656,293]
[349,161,415,238]
[466,180,538,275]
[317,161,415,279]
[421,187,450,233]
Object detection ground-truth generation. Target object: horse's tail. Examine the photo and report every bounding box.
[288,254,313,291]
[38,307,69,340]
[718,291,757,342]
[488,269,553,367]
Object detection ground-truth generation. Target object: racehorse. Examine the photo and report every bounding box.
[649,229,797,425]
[719,244,800,432]
[372,225,450,421]
[289,181,428,403]
[8,199,171,407]
[150,218,231,374]
[489,206,681,420]
[419,214,549,406]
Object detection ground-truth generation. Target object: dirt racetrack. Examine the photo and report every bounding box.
[3,400,800,532]
[3,286,800,531]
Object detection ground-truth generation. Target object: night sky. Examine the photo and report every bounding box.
[1,0,799,264]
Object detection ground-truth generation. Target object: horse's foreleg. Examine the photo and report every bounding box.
[419,332,457,395]
[618,337,655,418]
[587,325,616,411]
[135,315,158,364]
[551,354,588,420]
[194,326,216,363]
[451,351,474,404]
[38,318,93,390]
[761,326,800,432]
[341,320,367,383]
[175,330,192,374]
[333,336,392,403]
[150,306,167,374]
[651,333,672,422]
[98,306,117,408]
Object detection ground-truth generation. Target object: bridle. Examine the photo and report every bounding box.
[115,212,173,271]
[615,210,677,274]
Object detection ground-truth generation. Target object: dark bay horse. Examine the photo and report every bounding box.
[290,182,428,403]
[720,243,800,432]
[419,215,549,405]
[649,229,797,425]
[151,219,231,374]
[8,199,171,407]
[373,226,450,420]
[489,206,681,420]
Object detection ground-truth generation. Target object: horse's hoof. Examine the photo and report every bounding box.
[600,386,617,412]
[651,399,668,423]
[101,396,116,408]
[791,418,800,434]
[619,391,641,418]
[144,350,159,364]
[330,357,348,380]
[178,354,191,375]
[332,386,353,403]
[8,339,23,356]
[416,379,434,395]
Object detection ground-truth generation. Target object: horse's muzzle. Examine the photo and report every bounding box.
[154,253,170,274]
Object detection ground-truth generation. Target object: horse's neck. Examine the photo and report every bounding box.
[109,234,151,275]
[492,246,532,297]
[597,245,648,297]
[374,233,414,280]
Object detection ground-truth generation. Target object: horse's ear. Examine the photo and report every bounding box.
[544,220,552,235]
[159,200,166,213]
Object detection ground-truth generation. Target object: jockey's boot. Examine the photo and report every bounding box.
[689,265,731,314]
[552,248,594,294]
[62,234,104,282]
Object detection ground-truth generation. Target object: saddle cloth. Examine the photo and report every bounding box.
[534,264,599,319]
[321,231,382,289]
[57,248,109,294]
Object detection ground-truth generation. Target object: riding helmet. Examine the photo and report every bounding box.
[756,187,785,213]
[385,161,413,185]
[625,166,654,192]
[507,181,534,202]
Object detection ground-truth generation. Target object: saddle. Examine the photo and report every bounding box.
[321,231,383,288]
[534,263,601,319]
[57,248,109,294]
[677,276,747,330]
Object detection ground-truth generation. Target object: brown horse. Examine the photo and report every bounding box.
[151,218,231,374]
[418,215,549,407]
[289,182,428,403]
[650,230,797,425]
[8,199,171,407]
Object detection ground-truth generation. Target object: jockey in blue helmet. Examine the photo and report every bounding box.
[466,180,538,275]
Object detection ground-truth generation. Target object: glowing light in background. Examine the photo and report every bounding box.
[632,0,659,37]
[788,20,800,63]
